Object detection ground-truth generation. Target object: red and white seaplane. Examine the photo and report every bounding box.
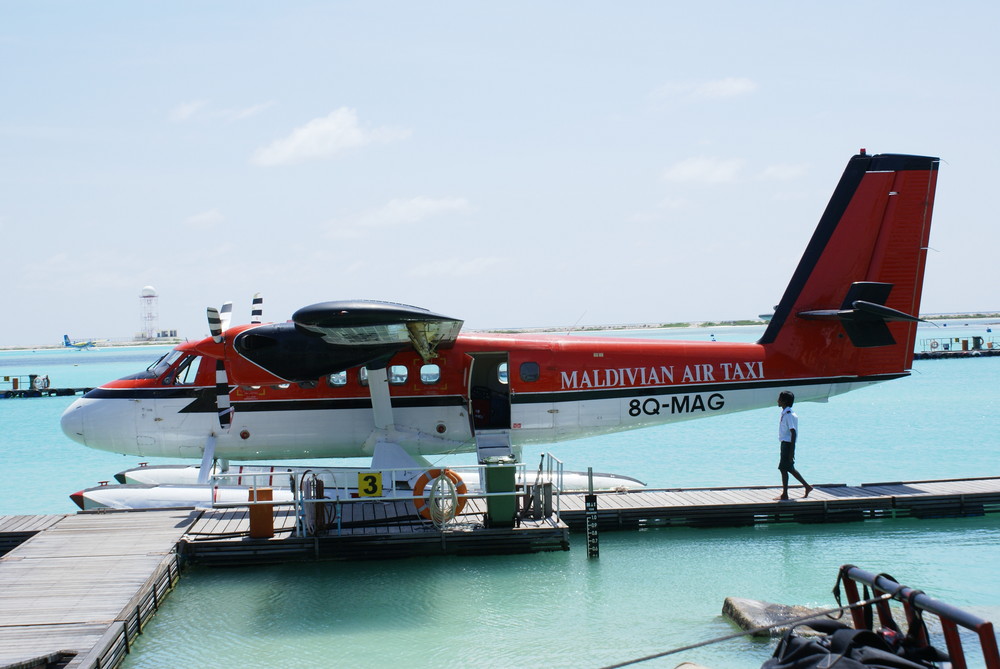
[62,150,940,509]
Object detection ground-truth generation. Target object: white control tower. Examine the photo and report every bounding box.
[139,286,159,340]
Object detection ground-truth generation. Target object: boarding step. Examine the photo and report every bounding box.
[475,429,512,461]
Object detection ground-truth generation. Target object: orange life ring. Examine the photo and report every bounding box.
[929,340,939,349]
[413,468,467,520]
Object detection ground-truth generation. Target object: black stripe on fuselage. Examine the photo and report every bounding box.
[84,387,204,400]
[232,395,467,413]
[83,387,467,414]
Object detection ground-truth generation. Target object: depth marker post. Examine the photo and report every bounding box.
[585,467,599,558]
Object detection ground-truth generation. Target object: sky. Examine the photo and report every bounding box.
[2,2,998,346]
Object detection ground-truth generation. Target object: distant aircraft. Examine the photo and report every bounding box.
[63,335,97,350]
[61,151,940,479]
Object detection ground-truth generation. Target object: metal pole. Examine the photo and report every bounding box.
[586,467,599,558]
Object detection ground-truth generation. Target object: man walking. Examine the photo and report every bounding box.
[775,390,813,500]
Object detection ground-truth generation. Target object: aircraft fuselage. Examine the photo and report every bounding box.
[61,331,895,461]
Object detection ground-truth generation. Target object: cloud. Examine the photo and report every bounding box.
[354,196,470,228]
[327,196,470,239]
[169,100,275,123]
[252,107,410,166]
[183,209,225,227]
[691,77,758,100]
[227,101,275,121]
[169,100,208,122]
[652,77,758,102]
[662,157,744,184]
[408,256,504,279]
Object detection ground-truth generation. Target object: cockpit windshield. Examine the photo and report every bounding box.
[147,350,184,378]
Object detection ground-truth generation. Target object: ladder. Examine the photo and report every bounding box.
[475,429,512,462]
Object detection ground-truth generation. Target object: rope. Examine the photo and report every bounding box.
[599,592,894,669]
[427,472,458,528]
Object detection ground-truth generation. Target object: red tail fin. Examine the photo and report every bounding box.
[760,152,940,378]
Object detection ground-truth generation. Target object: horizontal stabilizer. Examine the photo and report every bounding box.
[850,300,923,324]
[797,282,923,348]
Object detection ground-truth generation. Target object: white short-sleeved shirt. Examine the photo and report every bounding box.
[779,407,798,442]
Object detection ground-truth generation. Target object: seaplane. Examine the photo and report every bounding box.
[63,335,98,350]
[61,150,940,511]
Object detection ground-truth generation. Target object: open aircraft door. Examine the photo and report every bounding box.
[466,352,513,461]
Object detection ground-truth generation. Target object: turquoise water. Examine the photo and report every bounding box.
[2,324,999,667]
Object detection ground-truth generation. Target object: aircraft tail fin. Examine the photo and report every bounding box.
[63,335,71,347]
[759,151,940,378]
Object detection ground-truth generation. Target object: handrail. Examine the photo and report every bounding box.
[839,565,1000,669]
[546,452,564,520]
[208,459,571,535]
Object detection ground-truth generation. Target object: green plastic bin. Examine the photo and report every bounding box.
[483,457,517,528]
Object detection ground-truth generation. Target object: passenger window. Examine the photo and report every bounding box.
[498,362,508,385]
[389,365,408,385]
[520,362,540,383]
[420,364,441,384]
[328,371,347,387]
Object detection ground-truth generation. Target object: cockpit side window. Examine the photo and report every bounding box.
[171,355,204,385]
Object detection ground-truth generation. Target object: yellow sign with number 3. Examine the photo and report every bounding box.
[358,472,383,497]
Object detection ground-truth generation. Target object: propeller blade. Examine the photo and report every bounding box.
[219,301,233,331]
[214,359,233,431]
[251,293,263,324]
[207,307,224,344]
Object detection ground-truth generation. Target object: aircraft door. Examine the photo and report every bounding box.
[467,353,511,431]
[134,396,158,451]
[137,353,206,457]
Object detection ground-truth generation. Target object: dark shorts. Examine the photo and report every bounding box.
[779,441,795,471]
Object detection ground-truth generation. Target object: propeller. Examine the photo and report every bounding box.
[205,295,260,430]
[206,304,234,431]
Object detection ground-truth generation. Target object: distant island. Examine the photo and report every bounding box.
[3,313,999,350]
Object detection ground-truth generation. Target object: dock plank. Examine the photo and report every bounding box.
[555,477,1000,530]
[0,510,196,668]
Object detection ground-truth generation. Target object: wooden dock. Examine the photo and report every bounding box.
[557,476,1000,531]
[0,510,196,669]
[2,475,999,667]
[0,515,63,557]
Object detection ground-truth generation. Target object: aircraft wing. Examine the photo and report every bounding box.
[293,300,463,359]
[231,300,463,382]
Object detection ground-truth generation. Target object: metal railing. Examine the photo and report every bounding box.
[839,565,1000,669]
[204,457,568,537]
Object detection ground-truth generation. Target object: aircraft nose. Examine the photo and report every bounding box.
[60,400,88,446]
